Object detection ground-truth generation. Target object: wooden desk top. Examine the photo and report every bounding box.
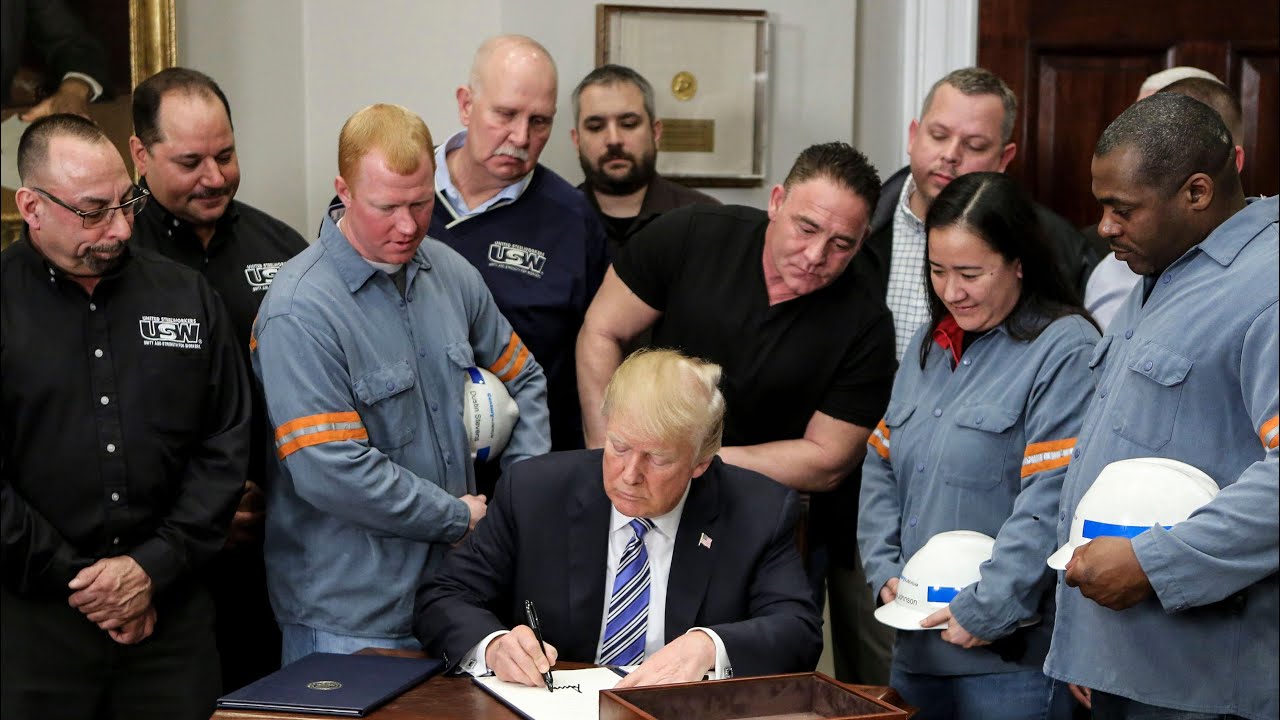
[210,649,909,720]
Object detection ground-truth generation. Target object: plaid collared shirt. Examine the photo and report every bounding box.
[885,177,931,360]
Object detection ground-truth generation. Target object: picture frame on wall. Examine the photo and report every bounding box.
[2,0,177,249]
[596,4,770,188]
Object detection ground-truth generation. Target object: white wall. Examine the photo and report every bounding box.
[176,1,973,236]
[178,0,308,233]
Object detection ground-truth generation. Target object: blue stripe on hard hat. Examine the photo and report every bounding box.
[467,367,485,384]
[1082,519,1172,540]
[926,586,960,603]
[476,446,490,462]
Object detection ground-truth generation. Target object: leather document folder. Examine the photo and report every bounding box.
[216,652,444,717]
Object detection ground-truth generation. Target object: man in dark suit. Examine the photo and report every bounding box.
[414,349,821,687]
[2,0,110,118]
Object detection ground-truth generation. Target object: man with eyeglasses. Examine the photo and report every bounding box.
[1,114,250,719]
[125,66,307,691]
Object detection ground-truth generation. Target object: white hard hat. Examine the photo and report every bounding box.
[1047,458,1218,570]
[874,530,996,631]
[463,367,518,462]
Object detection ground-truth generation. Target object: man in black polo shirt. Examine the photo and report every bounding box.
[571,64,719,253]
[2,114,249,719]
[127,67,306,689]
[577,141,896,664]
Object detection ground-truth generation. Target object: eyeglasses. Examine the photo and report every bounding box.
[33,187,149,229]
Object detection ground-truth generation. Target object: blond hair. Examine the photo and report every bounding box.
[337,103,434,189]
[601,349,725,463]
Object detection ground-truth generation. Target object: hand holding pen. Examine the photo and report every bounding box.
[524,600,555,692]
[483,618,560,689]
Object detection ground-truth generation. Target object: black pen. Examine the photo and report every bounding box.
[523,599,554,692]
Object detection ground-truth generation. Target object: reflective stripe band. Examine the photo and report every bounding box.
[249,331,257,353]
[1021,438,1076,478]
[926,586,960,603]
[868,420,890,460]
[1082,519,1172,540]
[274,412,367,460]
[488,332,529,382]
[1261,415,1279,450]
[466,366,484,385]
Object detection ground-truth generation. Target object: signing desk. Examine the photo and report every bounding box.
[211,649,912,720]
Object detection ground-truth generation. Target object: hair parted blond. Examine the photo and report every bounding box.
[601,348,725,463]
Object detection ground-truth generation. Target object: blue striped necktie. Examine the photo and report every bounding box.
[600,518,655,665]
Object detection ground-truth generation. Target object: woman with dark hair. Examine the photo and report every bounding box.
[858,172,1098,719]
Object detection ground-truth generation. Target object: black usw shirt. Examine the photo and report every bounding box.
[1,238,250,597]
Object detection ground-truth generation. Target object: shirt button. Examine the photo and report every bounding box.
[386,381,394,391]
[406,294,414,302]
[1124,329,1133,339]
[110,492,120,502]
[1143,361,1153,371]
[94,348,104,358]
[430,402,439,412]
[1060,512,1066,521]
[100,395,109,405]
[975,416,984,425]
[1113,424,1121,432]
[419,350,426,357]
[915,463,925,472]
[1099,389,1107,398]
[908,516,918,527]
[112,537,121,545]
[89,303,97,311]
[106,443,116,453]
[1163,274,1172,284]
[932,408,942,417]
[962,358,971,366]
[1074,447,1082,456]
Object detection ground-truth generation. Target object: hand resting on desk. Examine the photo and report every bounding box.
[614,630,715,688]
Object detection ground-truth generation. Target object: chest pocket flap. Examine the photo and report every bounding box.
[953,404,1020,433]
[354,361,416,405]
[1127,340,1192,386]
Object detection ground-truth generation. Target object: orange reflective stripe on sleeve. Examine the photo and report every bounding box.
[488,332,530,382]
[274,411,368,460]
[1021,438,1076,478]
[867,419,891,460]
[1261,415,1279,450]
[249,330,257,353]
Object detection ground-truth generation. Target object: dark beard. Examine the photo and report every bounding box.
[579,149,657,196]
[81,241,126,275]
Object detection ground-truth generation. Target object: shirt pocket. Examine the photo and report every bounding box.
[353,361,418,450]
[942,404,1020,490]
[1113,340,1192,450]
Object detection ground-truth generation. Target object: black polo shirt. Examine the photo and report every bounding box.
[614,204,896,556]
[129,183,309,352]
[615,204,895,443]
[1,239,250,597]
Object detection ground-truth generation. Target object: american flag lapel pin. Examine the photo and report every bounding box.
[698,533,713,549]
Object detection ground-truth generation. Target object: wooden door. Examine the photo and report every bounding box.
[979,0,1279,229]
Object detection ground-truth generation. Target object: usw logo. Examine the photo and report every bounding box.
[488,241,546,278]
[244,262,286,292]
[139,315,203,349]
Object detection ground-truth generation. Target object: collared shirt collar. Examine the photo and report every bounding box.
[896,174,925,230]
[18,223,132,291]
[434,130,535,218]
[320,204,431,294]
[1195,195,1277,268]
[137,177,240,252]
[608,481,692,541]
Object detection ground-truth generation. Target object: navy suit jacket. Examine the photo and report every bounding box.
[413,450,822,677]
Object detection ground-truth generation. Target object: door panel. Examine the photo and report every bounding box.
[980,0,1279,228]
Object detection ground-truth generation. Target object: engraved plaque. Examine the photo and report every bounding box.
[659,119,715,153]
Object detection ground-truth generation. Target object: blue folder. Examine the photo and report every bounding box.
[216,652,444,717]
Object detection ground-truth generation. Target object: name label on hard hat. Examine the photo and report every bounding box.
[1082,520,1173,540]
[926,586,961,603]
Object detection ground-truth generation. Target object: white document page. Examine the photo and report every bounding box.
[473,667,623,720]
